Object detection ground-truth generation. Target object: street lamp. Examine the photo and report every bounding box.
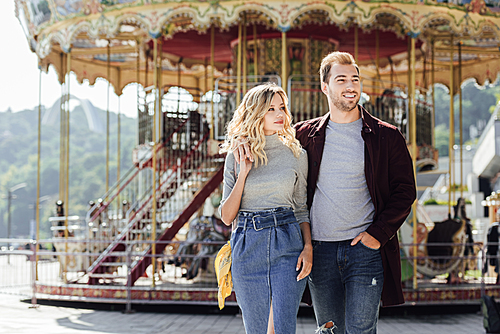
[7,182,27,260]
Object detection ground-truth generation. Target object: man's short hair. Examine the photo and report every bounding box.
[320,51,360,83]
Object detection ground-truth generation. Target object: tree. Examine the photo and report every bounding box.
[0,104,137,238]
[433,79,499,156]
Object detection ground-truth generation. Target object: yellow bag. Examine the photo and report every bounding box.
[214,241,232,309]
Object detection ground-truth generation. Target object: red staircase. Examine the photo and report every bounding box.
[128,166,223,285]
[85,118,225,285]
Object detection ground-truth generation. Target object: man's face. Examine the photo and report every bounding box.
[322,64,361,113]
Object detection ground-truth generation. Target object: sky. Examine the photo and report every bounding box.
[0,1,137,118]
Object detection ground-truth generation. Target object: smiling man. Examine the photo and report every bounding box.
[294,51,416,333]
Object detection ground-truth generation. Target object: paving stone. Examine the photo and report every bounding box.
[0,294,487,333]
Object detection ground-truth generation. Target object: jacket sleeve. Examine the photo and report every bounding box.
[366,130,416,247]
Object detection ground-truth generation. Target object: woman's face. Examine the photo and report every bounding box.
[263,93,285,136]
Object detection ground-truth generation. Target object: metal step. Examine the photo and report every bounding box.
[96,251,129,257]
[88,273,127,279]
[101,262,127,267]
[129,229,148,233]
[183,167,219,173]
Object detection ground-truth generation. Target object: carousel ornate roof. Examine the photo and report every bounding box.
[14,0,500,94]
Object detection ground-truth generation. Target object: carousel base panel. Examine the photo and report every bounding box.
[34,280,500,306]
[35,282,238,305]
[402,282,500,305]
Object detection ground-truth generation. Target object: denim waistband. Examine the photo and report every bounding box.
[237,207,295,231]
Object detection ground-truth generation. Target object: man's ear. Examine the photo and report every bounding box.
[321,82,328,95]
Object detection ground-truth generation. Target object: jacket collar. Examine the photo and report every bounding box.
[308,105,376,137]
[307,112,330,138]
[360,105,376,135]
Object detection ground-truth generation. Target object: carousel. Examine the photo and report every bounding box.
[15,0,500,306]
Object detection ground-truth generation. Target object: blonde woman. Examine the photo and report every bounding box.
[219,83,312,333]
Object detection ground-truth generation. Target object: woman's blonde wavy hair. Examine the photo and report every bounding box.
[220,83,302,167]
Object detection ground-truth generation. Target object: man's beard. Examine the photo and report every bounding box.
[332,93,360,112]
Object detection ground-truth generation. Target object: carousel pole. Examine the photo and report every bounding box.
[281,30,287,90]
[422,47,427,90]
[448,36,455,216]
[237,20,242,105]
[407,38,411,140]
[106,42,111,194]
[117,93,121,213]
[36,66,42,280]
[211,24,215,139]
[375,28,380,94]
[137,40,140,117]
[159,39,163,143]
[177,58,181,115]
[354,25,358,63]
[145,53,149,90]
[136,40,141,150]
[64,50,71,283]
[409,35,418,290]
[205,56,208,121]
[458,41,463,198]
[59,53,66,202]
[144,53,149,199]
[243,14,247,95]
[151,38,158,288]
[129,42,140,309]
[253,24,258,78]
[389,57,394,88]
[157,38,163,281]
[431,39,436,148]
[205,57,208,96]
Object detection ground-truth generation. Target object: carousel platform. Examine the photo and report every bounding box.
[35,268,238,306]
[33,274,500,306]
[401,276,500,305]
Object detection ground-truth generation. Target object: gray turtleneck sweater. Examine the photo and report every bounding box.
[221,134,310,224]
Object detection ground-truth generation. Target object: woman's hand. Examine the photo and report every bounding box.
[232,138,254,163]
[296,243,312,281]
[238,156,253,178]
[220,155,252,225]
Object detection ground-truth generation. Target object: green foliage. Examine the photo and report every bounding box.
[423,198,471,205]
[0,105,137,239]
[434,123,450,156]
[423,198,439,205]
[450,184,468,192]
[433,80,499,156]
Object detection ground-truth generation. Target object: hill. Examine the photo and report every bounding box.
[0,103,137,239]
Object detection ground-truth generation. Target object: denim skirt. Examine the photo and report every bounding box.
[231,207,307,334]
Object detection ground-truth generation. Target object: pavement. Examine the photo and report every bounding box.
[0,294,488,334]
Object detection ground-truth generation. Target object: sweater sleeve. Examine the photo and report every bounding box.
[292,149,310,224]
[219,152,237,210]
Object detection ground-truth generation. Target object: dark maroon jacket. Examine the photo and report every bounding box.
[295,105,416,307]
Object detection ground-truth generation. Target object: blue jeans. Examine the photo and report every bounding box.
[308,240,384,334]
[231,207,307,334]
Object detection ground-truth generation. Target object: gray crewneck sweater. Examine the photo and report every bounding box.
[310,118,375,241]
[221,134,310,224]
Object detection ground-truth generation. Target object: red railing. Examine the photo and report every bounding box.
[86,118,224,285]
